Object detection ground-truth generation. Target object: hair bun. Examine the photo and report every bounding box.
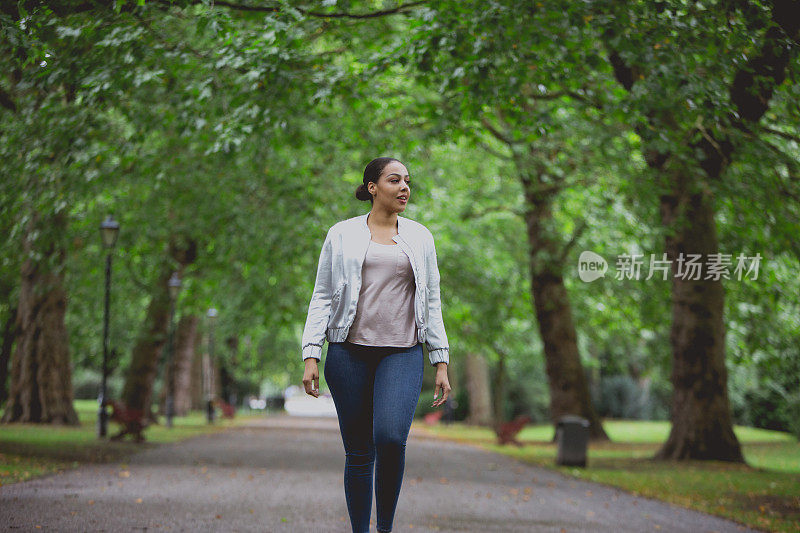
[355,183,372,201]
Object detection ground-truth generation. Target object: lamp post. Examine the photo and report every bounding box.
[98,215,120,439]
[164,272,182,428]
[206,307,218,424]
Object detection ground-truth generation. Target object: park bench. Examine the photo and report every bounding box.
[106,399,147,442]
[493,414,532,446]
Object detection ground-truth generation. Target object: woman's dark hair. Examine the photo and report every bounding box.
[355,157,401,202]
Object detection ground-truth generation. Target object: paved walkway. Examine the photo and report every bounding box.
[1,414,758,532]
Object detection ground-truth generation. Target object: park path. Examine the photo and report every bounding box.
[1,414,759,532]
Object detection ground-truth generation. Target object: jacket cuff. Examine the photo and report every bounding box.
[302,344,323,361]
[428,347,449,366]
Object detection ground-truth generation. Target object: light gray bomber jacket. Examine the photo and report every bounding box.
[301,212,450,366]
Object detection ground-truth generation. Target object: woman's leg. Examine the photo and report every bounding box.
[324,342,377,533]
[372,343,425,533]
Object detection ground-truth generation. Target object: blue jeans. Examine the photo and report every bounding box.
[324,341,424,533]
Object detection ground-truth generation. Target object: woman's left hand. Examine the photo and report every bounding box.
[432,363,451,408]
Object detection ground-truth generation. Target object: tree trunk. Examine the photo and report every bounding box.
[0,306,17,406]
[463,352,492,425]
[530,271,607,440]
[2,213,78,425]
[522,179,608,440]
[491,350,506,423]
[122,264,172,422]
[221,335,239,405]
[157,314,199,416]
[190,345,205,410]
[122,236,197,421]
[654,170,744,461]
[173,315,199,416]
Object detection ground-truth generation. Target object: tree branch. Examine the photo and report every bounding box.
[759,124,800,143]
[157,0,425,18]
[480,115,516,146]
[557,219,588,265]
[477,139,513,161]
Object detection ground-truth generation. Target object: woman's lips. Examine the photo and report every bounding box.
[397,197,407,204]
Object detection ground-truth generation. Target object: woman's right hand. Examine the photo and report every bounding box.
[303,358,320,397]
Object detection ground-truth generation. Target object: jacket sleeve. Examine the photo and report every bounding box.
[301,228,334,361]
[425,232,450,366]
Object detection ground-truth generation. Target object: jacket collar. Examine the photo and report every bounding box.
[360,212,409,243]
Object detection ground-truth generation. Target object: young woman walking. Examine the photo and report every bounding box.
[301,157,452,533]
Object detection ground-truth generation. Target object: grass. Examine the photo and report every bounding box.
[416,419,800,533]
[0,399,263,487]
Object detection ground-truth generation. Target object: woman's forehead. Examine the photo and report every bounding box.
[382,161,409,177]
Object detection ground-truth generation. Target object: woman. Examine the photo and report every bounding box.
[301,157,452,533]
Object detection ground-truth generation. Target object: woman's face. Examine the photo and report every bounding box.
[368,160,411,213]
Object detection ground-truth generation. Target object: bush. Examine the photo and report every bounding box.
[72,367,123,400]
[593,374,670,420]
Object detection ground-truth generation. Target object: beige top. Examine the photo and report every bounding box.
[346,240,418,347]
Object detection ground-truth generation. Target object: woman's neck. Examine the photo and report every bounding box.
[367,208,398,231]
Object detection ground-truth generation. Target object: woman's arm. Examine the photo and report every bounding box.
[300,227,335,362]
[425,232,450,366]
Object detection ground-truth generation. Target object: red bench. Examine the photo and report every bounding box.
[214,399,236,419]
[423,410,444,425]
[494,414,532,446]
[106,399,147,442]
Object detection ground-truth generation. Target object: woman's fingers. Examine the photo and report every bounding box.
[303,367,320,397]
[431,379,451,407]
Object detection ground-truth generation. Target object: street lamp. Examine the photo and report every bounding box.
[98,215,119,439]
[206,307,218,424]
[164,272,182,428]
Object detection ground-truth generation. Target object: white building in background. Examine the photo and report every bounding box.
[283,385,337,417]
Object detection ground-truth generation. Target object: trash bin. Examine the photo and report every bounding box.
[556,415,590,467]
